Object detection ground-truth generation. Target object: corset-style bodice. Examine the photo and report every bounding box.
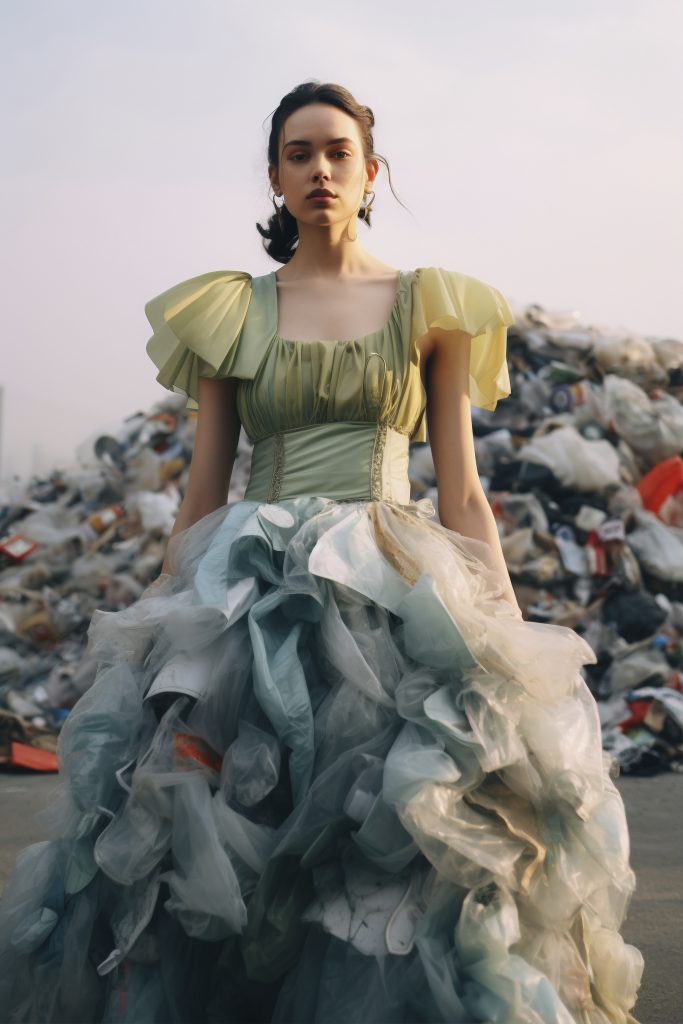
[236,271,424,503]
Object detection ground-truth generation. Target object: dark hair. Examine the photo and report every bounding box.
[256,80,406,264]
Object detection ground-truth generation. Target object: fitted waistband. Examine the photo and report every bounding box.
[243,422,411,504]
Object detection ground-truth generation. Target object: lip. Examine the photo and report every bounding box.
[307,189,336,199]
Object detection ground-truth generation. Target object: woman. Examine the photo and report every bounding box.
[0,80,643,1023]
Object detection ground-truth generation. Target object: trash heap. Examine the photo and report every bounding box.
[2,299,683,776]
[410,302,683,776]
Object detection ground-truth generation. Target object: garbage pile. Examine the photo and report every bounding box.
[410,302,683,776]
[2,299,683,776]
[0,403,253,772]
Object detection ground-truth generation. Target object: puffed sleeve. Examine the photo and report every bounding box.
[145,270,254,410]
[411,266,514,426]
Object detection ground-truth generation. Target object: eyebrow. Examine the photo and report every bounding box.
[282,137,356,149]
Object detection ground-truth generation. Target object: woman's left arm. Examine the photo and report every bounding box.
[425,326,521,614]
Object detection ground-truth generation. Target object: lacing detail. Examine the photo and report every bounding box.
[370,422,388,499]
[267,432,285,502]
[391,422,415,438]
[254,421,416,503]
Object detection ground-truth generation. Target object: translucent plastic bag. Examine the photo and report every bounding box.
[603,374,683,465]
[519,426,621,492]
[626,510,683,582]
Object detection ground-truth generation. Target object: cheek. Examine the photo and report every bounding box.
[281,163,300,183]
[281,161,305,183]
[337,161,364,189]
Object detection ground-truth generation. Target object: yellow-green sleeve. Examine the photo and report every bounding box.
[410,267,514,432]
[145,270,254,410]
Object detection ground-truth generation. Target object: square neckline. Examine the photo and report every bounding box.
[270,269,410,345]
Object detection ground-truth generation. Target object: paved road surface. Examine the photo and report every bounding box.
[0,771,681,1023]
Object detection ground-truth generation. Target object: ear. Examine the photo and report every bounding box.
[364,157,380,188]
[268,165,282,196]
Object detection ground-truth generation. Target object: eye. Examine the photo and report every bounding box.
[333,150,352,158]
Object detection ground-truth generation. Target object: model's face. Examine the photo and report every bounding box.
[269,103,378,229]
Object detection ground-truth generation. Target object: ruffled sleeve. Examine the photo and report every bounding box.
[145,270,254,410]
[411,266,514,423]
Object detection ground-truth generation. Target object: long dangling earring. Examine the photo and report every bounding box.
[351,189,374,240]
[348,188,368,243]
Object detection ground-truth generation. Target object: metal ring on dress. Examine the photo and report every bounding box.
[363,351,388,415]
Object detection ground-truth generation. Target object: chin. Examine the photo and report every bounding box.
[298,213,339,226]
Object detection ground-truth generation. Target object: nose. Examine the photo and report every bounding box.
[311,157,331,183]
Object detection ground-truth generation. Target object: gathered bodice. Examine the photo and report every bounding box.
[145,265,515,502]
[234,270,425,444]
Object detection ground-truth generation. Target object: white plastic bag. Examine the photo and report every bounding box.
[519,425,621,491]
[626,509,683,582]
[603,375,683,465]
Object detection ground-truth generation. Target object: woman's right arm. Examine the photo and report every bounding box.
[161,375,242,574]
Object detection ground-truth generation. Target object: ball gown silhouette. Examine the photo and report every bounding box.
[0,267,644,1023]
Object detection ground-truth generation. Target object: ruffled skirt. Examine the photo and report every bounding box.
[0,496,644,1023]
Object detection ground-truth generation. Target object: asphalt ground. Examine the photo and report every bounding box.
[0,771,681,1023]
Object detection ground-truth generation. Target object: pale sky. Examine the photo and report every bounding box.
[2,0,682,482]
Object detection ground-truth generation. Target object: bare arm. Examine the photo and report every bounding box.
[161,375,242,574]
[425,327,521,613]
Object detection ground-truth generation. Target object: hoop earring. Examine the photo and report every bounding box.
[359,190,376,226]
[360,192,376,215]
[271,192,285,228]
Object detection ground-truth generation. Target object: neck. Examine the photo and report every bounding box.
[281,218,374,279]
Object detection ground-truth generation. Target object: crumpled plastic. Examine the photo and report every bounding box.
[0,492,643,1022]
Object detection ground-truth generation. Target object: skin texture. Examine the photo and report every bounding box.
[161,103,520,612]
[268,102,404,342]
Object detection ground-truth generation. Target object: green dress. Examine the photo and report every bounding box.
[0,267,643,1023]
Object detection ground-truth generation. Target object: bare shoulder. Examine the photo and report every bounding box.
[369,260,402,278]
